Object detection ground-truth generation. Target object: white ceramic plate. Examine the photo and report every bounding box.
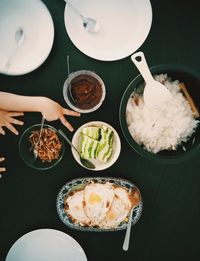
[6,229,87,261]
[0,0,54,75]
[64,0,152,61]
[72,121,121,171]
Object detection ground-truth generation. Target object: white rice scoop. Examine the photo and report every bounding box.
[131,52,172,107]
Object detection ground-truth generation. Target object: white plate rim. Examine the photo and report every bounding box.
[5,229,87,261]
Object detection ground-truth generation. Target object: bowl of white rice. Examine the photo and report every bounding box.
[119,64,200,163]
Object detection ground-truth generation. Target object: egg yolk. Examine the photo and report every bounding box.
[107,211,116,220]
[89,193,102,204]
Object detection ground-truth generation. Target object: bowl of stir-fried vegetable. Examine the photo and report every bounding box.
[19,124,65,170]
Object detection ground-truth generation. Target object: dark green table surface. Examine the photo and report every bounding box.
[1,0,200,260]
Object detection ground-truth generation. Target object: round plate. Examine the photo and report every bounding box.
[6,229,87,261]
[64,0,152,61]
[71,121,121,170]
[0,0,54,75]
[119,64,200,164]
[56,177,143,232]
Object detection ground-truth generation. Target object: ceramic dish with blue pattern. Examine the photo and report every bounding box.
[56,177,143,232]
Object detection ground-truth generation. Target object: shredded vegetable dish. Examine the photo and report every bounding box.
[29,128,62,162]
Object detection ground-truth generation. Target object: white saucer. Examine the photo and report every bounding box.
[0,0,54,75]
[6,229,87,261]
[64,0,152,61]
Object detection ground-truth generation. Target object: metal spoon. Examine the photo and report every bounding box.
[5,27,25,71]
[122,187,141,251]
[64,0,100,33]
[66,55,75,104]
[58,129,95,169]
[131,52,172,107]
[33,116,45,159]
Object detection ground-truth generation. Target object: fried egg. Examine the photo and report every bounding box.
[100,195,130,229]
[64,190,91,226]
[113,186,132,210]
[83,182,114,225]
[100,187,132,228]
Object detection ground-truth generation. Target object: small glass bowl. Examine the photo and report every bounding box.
[19,124,65,170]
[63,70,106,113]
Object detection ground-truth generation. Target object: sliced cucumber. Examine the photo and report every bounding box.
[82,126,100,140]
[81,135,98,159]
[80,125,114,163]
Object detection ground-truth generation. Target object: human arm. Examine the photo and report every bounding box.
[0,92,80,131]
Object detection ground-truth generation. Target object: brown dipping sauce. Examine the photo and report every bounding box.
[70,74,103,110]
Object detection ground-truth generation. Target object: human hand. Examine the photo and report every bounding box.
[40,98,80,131]
[0,110,24,135]
[0,157,6,173]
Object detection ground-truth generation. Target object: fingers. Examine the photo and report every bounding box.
[0,127,5,135]
[60,108,80,131]
[0,158,6,174]
[0,120,21,135]
[63,108,81,117]
[9,118,24,126]
[5,122,19,135]
[60,115,74,132]
[7,112,24,125]
[8,112,24,117]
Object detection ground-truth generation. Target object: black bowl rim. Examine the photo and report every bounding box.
[19,123,65,170]
[119,64,200,164]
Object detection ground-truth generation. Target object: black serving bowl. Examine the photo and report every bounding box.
[119,64,200,164]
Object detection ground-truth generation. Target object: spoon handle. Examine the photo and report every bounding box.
[37,116,45,144]
[58,129,79,154]
[122,208,134,251]
[64,1,84,18]
[131,52,154,83]
[4,28,24,71]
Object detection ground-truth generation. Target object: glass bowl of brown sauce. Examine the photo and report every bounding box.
[63,70,106,113]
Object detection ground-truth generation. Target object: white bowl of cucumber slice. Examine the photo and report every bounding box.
[71,121,121,170]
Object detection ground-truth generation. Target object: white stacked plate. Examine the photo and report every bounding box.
[64,0,152,61]
[6,229,87,261]
[0,0,54,75]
